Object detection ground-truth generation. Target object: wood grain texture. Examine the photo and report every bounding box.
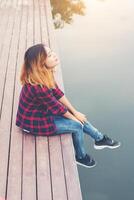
[0,0,83,199]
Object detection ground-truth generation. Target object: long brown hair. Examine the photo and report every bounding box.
[20,43,56,89]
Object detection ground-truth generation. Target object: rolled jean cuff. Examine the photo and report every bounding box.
[83,121,104,141]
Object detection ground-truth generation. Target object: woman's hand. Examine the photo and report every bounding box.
[63,110,84,126]
[72,110,88,124]
[72,117,84,126]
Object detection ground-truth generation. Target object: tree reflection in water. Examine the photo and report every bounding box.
[50,0,86,29]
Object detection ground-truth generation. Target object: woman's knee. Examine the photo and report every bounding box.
[70,120,84,130]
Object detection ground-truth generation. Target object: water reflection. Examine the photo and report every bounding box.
[50,0,86,29]
[53,0,134,199]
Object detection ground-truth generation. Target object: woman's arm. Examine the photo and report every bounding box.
[58,95,77,115]
[63,110,83,124]
[52,84,87,123]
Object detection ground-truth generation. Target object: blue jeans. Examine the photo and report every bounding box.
[53,116,104,159]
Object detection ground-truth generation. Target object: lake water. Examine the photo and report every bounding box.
[51,0,134,199]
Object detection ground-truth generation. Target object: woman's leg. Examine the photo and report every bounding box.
[53,116,87,159]
[82,121,104,141]
[83,120,120,149]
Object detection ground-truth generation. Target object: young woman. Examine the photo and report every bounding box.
[16,43,120,168]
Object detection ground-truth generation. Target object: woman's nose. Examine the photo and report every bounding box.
[53,52,56,56]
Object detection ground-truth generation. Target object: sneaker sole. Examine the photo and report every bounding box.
[94,142,121,150]
[76,161,97,168]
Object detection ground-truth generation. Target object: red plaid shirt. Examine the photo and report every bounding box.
[16,83,68,136]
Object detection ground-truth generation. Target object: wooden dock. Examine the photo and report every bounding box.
[0,0,83,199]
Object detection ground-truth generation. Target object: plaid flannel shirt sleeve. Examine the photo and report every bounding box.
[51,83,65,100]
[34,85,68,116]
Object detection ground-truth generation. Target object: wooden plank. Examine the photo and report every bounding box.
[34,0,52,199]
[33,0,41,43]
[39,0,49,45]
[49,136,68,200]
[0,1,10,58]
[22,134,37,200]
[0,0,83,200]
[0,4,17,115]
[0,0,21,198]
[27,0,34,46]
[22,0,37,199]
[6,1,26,199]
[36,137,52,200]
[0,0,6,9]
[61,135,83,200]
[0,0,2,6]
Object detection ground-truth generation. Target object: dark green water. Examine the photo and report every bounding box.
[52,0,134,199]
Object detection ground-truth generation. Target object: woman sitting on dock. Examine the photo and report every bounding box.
[16,43,121,168]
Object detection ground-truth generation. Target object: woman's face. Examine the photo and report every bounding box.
[44,46,60,69]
